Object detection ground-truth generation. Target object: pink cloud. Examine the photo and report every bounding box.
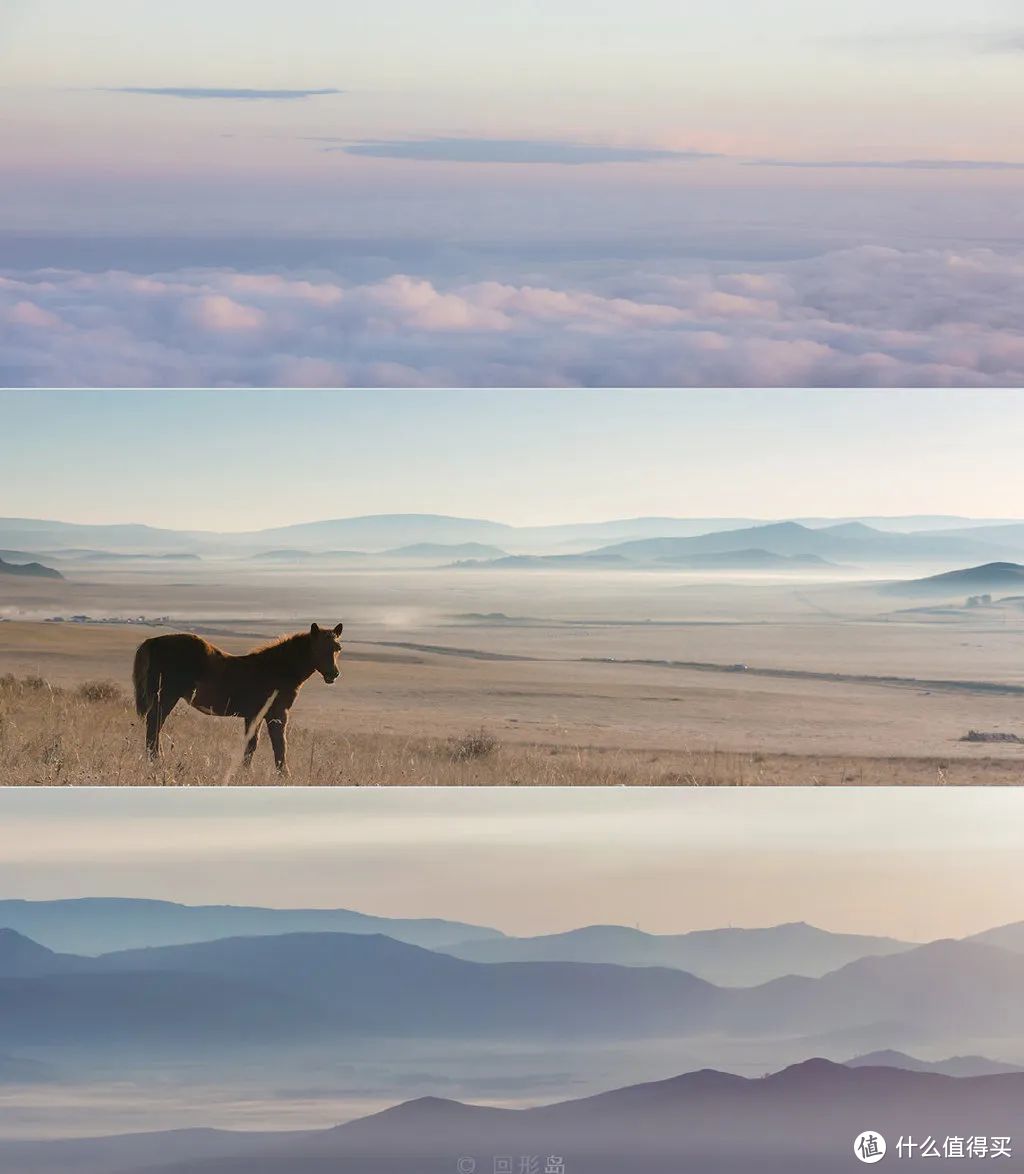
[0,247,1022,386]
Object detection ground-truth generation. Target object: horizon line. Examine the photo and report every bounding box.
[10,893,1016,944]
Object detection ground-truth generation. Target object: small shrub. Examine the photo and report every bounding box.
[448,727,499,762]
[960,730,1024,744]
[0,673,54,699]
[76,680,126,704]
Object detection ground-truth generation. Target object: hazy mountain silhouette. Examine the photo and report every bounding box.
[247,548,366,561]
[723,939,1024,1036]
[0,898,503,955]
[6,929,1022,1052]
[444,921,915,985]
[243,513,515,549]
[456,547,839,571]
[880,562,1024,596]
[588,521,1005,564]
[845,1049,1023,1077]
[86,932,724,1040]
[936,521,1024,545]
[384,542,508,558]
[0,928,79,976]
[4,513,1023,560]
[15,1061,1024,1174]
[0,518,200,552]
[0,555,63,579]
[452,552,628,569]
[969,920,1024,953]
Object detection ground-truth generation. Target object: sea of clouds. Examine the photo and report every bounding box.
[2,245,1023,386]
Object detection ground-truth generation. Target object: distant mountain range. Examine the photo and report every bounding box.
[453,547,840,572]
[845,1049,1023,1077]
[0,898,502,956]
[0,929,724,1046]
[443,921,916,986]
[5,906,1024,1174]
[4,513,1024,563]
[3,926,1024,1051]
[583,521,1008,565]
[6,897,1021,979]
[7,1060,1023,1174]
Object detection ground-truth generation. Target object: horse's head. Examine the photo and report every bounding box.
[309,622,344,684]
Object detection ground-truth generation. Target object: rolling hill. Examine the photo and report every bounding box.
[0,555,63,579]
[10,1061,1023,1174]
[880,562,1024,596]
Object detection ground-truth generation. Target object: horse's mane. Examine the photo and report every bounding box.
[251,630,309,654]
[246,630,312,672]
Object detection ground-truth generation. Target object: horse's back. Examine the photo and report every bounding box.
[143,632,216,676]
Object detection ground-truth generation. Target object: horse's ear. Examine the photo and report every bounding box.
[333,622,344,636]
[310,622,320,635]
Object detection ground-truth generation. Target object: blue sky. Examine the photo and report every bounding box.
[1,1,1023,386]
[4,389,1024,529]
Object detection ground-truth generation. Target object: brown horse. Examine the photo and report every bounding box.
[133,623,343,774]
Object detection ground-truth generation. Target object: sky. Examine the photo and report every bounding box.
[1,1,1023,385]
[4,389,1024,529]
[1,787,1021,941]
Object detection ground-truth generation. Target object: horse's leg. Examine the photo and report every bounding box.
[145,680,179,760]
[266,711,289,776]
[241,716,261,768]
[145,706,163,759]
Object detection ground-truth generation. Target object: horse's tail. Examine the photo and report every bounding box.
[133,640,155,716]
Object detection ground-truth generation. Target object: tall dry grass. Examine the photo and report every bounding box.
[1,674,1018,786]
[0,672,773,786]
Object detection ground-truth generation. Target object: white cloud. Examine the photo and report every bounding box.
[1,246,1023,387]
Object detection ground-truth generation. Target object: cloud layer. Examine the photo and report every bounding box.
[2,247,1023,387]
[330,138,718,165]
[106,87,343,101]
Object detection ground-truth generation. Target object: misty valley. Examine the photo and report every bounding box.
[1,896,1023,1173]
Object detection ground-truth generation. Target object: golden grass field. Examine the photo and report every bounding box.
[3,672,1022,787]
[5,566,1024,784]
